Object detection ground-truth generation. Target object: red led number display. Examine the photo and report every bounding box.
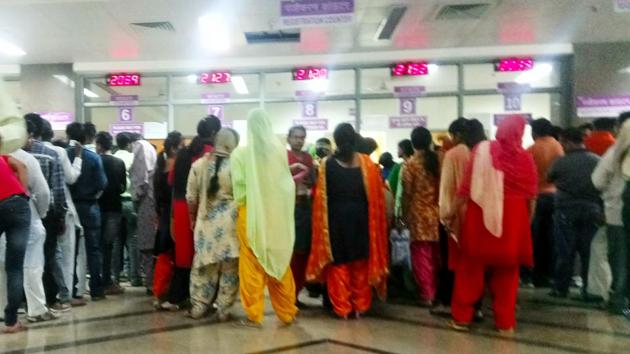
[199,71,232,84]
[391,62,429,77]
[107,73,141,86]
[494,58,535,72]
[292,67,329,81]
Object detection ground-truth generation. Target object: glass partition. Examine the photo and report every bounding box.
[171,73,260,100]
[84,76,168,103]
[264,69,355,99]
[361,65,458,94]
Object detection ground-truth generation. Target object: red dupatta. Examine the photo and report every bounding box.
[306,154,389,299]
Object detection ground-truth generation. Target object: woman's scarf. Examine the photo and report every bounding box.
[213,128,239,158]
[466,115,537,237]
[306,154,389,299]
[0,79,26,155]
[231,109,296,280]
[614,120,630,179]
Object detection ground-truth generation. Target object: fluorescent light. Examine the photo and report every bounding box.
[186,74,198,83]
[198,14,230,52]
[428,64,439,73]
[232,76,249,94]
[309,79,328,93]
[515,63,553,84]
[0,38,25,57]
[83,88,99,98]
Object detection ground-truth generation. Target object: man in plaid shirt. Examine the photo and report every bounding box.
[24,114,67,305]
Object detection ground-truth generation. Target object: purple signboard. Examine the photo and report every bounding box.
[302,101,318,118]
[280,0,354,27]
[110,95,139,106]
[39,112,74,130]
[389,116,427,129]
[293,118,328,131]
[119,107,133,122]
[295,90,324,101]
[615,0,630,12]
[207,105,225,120]
[576,95,630,117]
[497,82,530,94]
[201,92,230,104]
[110,123,143,136]
[493,113,533,125]
[394,86,426,98]
[504,93,522,112]
[399,98,416,115]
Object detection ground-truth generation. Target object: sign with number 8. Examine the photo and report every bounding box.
[302,101,318,118]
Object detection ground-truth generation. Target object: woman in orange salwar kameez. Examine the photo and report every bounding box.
[306,123,388,319]
[448,115,537,333]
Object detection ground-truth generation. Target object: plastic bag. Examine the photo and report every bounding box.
[390,227,411,269]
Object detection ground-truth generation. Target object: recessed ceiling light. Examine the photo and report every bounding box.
[0,38,26,57]
[198,14,230,53]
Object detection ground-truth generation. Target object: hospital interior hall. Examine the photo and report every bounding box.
[0,1,630,353]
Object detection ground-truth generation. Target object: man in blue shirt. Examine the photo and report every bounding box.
[66,122,108,300]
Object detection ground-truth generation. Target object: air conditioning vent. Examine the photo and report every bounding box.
[130,21,175,33]
[375,6,407,40]
[435,3,490,20]
[245,30,300,44]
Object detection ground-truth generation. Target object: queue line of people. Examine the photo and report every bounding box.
[3,105,630,335]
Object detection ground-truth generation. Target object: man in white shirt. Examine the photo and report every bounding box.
[10,148,55,322]
[114,133,141,286]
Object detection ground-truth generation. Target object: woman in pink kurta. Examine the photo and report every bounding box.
[402,127,440,306]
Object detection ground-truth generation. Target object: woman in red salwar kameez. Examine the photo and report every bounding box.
[447,115,537,333]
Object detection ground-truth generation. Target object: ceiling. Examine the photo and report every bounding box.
[0,0,629,65]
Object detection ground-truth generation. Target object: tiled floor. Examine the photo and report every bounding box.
[2,287,629,354]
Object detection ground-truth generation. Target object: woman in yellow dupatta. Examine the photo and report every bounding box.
[306,123,388,319]
[231,109,297,327]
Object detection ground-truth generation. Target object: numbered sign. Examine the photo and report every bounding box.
[119,107,133,122]
[399,98,416,115]
[207,105,225,120]
[302,101,318,118]
[504,94,522,111]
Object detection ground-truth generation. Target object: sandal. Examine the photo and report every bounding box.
[3,322,27,334]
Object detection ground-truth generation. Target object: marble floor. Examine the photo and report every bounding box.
[1,287,629,354]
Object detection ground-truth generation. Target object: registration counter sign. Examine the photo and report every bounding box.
[280,0,354,28]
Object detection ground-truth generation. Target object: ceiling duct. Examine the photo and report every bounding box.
[375,6,407,40]
[435,3,490,20]
[244,30,300,44]
[130,21,175,33]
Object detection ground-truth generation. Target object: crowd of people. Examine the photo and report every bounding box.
[1,106,630,335]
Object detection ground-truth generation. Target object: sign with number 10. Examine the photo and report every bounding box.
[207,105,225,120]
[119,107,133,122]
[504,94,522,111]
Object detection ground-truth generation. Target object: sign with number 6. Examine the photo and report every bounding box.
[119,107,133,122]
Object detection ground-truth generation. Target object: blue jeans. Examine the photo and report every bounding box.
[114,200,140,284]
[553,205,601,294]
[75,201,104,297]
[101,212,122,287]
[0,195,30,326]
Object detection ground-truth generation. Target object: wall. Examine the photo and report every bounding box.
[20,64,76,118]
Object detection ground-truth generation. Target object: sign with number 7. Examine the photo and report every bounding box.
[207,105,224,120]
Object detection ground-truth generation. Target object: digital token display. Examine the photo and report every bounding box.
[292,67,329,80]
[391,62,429,76]
[494,58,535,72]
[107,73,141,86]
[199,71,232,84]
